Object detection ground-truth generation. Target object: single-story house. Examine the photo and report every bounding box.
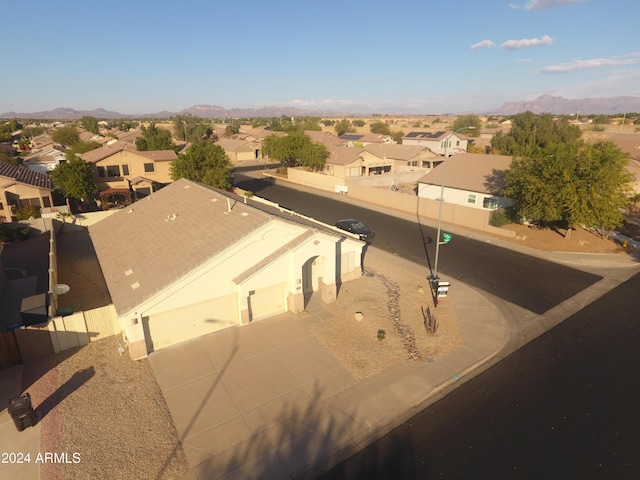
[22,145,67,174]
[339,133,394,147]
[0,163,55,221]
[417,154,512,210]
[402,131,470,156]
[81,142,177,206]
[216,138,261,163]
[89,179,365,360]
[362,144,439,172]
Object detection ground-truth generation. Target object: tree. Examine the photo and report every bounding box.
[80,116,99,134]
[171,114,204,142]
[224,122,241,137]
[593,114,610,125]
[491,112,582,157]
[170,140,233,189]
[369,121,390,135]
[391,130,404,144]
[352,119,366,127]
[262,132,327,170]
[52,126,80,147]
[136,122,176,151]
[65,140,102,161]
[0,150,21,166]
[334,120,354,136]
[504,140,631,238]
[51,158,98,202]
[452,115,482,137]
[297,142,329,171]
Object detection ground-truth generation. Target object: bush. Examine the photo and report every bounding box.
[0,224,31,243]
[490,207,517,227]
[14,204,41,220]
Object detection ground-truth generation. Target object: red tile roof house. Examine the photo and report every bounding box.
[0,163,56,222]
[89,179,365,360]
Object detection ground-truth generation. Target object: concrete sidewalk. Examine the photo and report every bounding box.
[147,247,509,480]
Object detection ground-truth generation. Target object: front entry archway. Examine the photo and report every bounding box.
[302,256,325,307]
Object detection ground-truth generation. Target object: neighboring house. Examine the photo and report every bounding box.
[89,179,365,360]
[216,138,260,163]
[303,130,345,149]
[417,154,512,211]
[403,131,470,156]
[339,133,394,147]
[0,163,55,221]
[22,145,67,174]
[81,143,177,206]
[323,146,367,178]
[362,144,439,172]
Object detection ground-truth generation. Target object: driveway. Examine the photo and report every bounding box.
[148,301,362,479]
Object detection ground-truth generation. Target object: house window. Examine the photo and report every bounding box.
[456,140,460,146]
[42,196,51,208]
[122,164,130,176]
[467,194,476,204]
[106,165,121,177]
[97,166,106,178]
[483,197,498,210]
[144,163,155,173]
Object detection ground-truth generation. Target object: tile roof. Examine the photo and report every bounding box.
[325,146,365,166]
[364,143,437,161]
[303,130,345,148]
[418,154,512,194]
[81,143,127,163]
[0,163,53,190]
[89,179,276,315]
[135,150,177,162]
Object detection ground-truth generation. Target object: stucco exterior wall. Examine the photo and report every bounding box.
[92,150,173,190]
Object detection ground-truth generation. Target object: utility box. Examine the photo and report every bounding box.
[437,281,450,298]
[8,393,37,431]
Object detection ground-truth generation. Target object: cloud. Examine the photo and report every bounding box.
[471,40,497,50]
[538,53,640,73]
[525,0,587,11]
[508,3,520,9]
[501,35,553,50]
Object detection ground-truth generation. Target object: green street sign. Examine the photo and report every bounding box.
[442,233,452,243]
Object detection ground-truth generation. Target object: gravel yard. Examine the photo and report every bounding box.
[309,249,463,380]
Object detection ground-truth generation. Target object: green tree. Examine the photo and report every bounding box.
[593,115,610,125]
[136,122,176,151]
[491,112,582,157]
[52,126,80,147]
[0,150,21,166]
[65,141,101,161]
[504,141,631,238]
[369,121,390,135]
[80,116,99,134]
[298,141,329,171]
[352,119,365,127]
[51,158,98,202]
[391,130,405,144]
[171,114,204,142]
[170,140,233,189]
[452,115,482,137]
[334,119,354,136]
[224,122,241,137]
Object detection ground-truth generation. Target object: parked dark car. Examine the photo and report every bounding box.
[335,219,375,241]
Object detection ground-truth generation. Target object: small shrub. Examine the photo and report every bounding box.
[490,207,517,227]
[377,329,386,341]
[422,305,439,336]
[14,204,41,220]
[590,125,605,132]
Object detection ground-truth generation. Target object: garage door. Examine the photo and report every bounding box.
[248,284,285,321]
[145,293,237,351]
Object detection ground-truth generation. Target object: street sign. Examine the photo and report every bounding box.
[442,232,452,243]
[437,281,450,297]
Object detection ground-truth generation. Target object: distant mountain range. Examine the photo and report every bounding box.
[493,95,640,115]
[0,104,349,120]
[2,96,640,119]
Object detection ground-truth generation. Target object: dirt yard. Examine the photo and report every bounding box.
[308,249,462,380]
[497,223,627,254]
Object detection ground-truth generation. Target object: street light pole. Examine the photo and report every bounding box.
[431,126,474,284]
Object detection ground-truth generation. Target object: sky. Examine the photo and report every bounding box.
[2,0,639,115]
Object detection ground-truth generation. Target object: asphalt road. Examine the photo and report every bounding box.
[234,173,601,315]
[317,271,640,480]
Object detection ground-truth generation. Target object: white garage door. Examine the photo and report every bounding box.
[249,283,285,321]
[146,293,237,351]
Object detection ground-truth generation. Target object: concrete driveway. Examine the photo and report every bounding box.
[148,303,362,479]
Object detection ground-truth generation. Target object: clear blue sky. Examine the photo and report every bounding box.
[3,0,639,115]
